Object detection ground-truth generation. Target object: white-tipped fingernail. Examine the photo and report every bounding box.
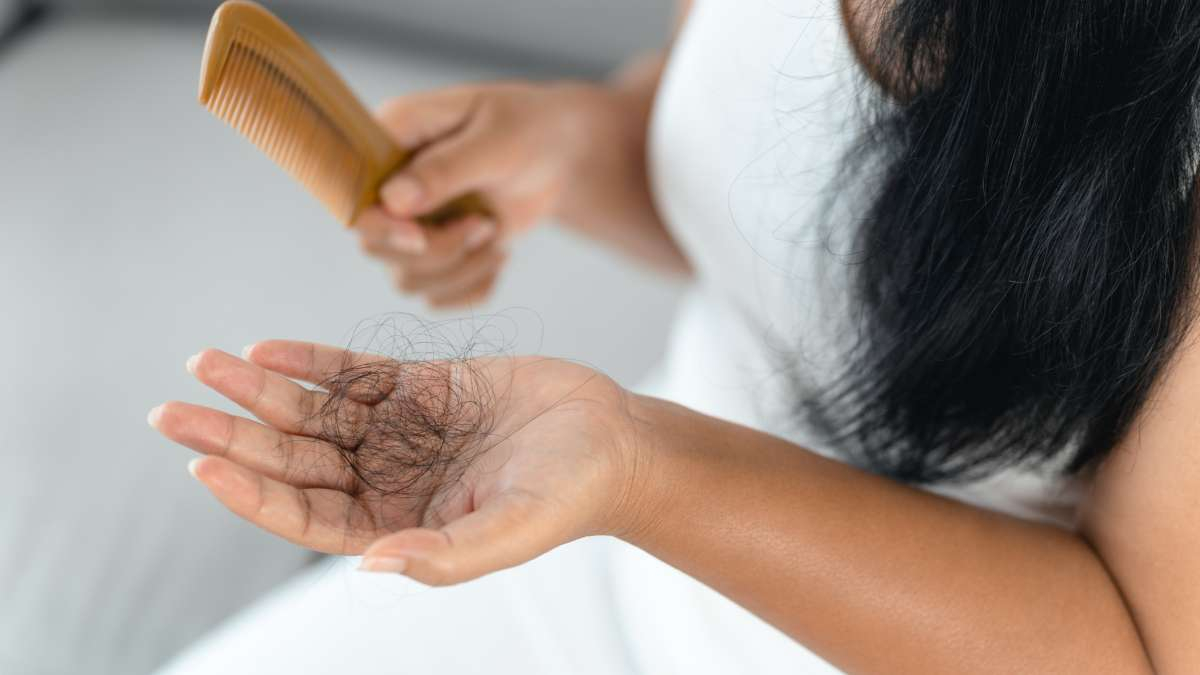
[147,404,163,429]
[187,457,202,478]
[464,221,496,251]
[185,353,201,374]
[241,344,255,359]
[389,230,426,254]
[359,557,408,574]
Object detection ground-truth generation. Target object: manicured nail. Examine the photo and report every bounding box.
[389,229,426,254]
[147,404,163,429]
[187,457,202,479]
[381,178,423,215]
[464,220,496,251]
[359,557,408,574]
[185,353,200,374]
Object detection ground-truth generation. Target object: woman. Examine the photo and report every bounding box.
[149,0,1200,672]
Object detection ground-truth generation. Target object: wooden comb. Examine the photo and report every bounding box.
[198,0,486,226]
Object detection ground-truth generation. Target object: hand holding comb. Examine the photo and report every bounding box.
[198,0,487,226]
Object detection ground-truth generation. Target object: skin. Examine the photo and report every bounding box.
[353,4,691,307]
[151,0,1199,672]
[150,345,637,575]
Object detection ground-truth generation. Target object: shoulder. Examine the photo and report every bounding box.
[1081,307,1200,666]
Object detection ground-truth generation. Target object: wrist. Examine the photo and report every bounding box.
[543,79,649,223]
[543,80,614,162]
[603,392,692,546]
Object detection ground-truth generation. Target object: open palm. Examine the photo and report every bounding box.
[150,340,642,585]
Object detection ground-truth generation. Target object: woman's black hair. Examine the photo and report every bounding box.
[806,0,1200,483]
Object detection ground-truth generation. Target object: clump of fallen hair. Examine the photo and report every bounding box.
[315,357,496,498]
[305,314,518,498]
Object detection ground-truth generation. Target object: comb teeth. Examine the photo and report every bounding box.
[205,28,365,224]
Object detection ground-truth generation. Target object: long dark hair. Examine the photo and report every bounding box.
[805,1,1200,483]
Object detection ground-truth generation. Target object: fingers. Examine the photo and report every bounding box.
[428,269,501,310]
[392,242,507,299]
[357,209,497,266]
[380,126,507,220]
[353,208,505,307]
[188,455,381,555]
[363,87,521,309]
[359,489,563,586]
[188,348,370,441]
[376,88,477,151]
[376,88,494,221]
[376,88,501,223]
[354,207,428,255]
[149,401,357,492]
[244,340,391,388]
[419,213,497,260]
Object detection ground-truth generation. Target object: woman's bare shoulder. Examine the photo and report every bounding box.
[1081,305,1200,669]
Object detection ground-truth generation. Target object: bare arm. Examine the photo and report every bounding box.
[153,242,1194,672]
[620,320,1200,673]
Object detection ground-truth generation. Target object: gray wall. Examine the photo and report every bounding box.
[46,0,675,71]
[0,5,679,674]
[0,0,26,32]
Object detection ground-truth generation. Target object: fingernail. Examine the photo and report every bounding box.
[185,353,201,375]
[187,457,202,479]
[359,557,408,574]
[381,178,423,215]
[464,220,496,251]
[147,404,163,429]
[389,229,426,254]
[240,344,255,360]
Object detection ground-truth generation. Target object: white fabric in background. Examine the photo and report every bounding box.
[156,1,1085,673]
[157,541,642,675]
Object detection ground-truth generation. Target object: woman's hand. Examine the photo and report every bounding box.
[148,340,653,585]
[355,82,605,308]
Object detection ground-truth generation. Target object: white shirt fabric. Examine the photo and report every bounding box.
[158,2,1084,673]
[644,0,1084,527]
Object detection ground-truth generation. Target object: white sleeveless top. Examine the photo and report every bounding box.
[644,0,1084,526]
[607,2,1086,671]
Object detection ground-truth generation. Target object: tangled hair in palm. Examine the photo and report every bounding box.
[306,315,516,498]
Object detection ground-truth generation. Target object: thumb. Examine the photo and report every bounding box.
[379,130,503,220]
[359,490,564,586]
[375,88,476,150]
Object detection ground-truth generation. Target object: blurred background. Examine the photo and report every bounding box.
[0,1,677,673]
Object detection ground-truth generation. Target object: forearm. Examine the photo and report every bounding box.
[552,55,691,276]
[620,396,1152,674]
